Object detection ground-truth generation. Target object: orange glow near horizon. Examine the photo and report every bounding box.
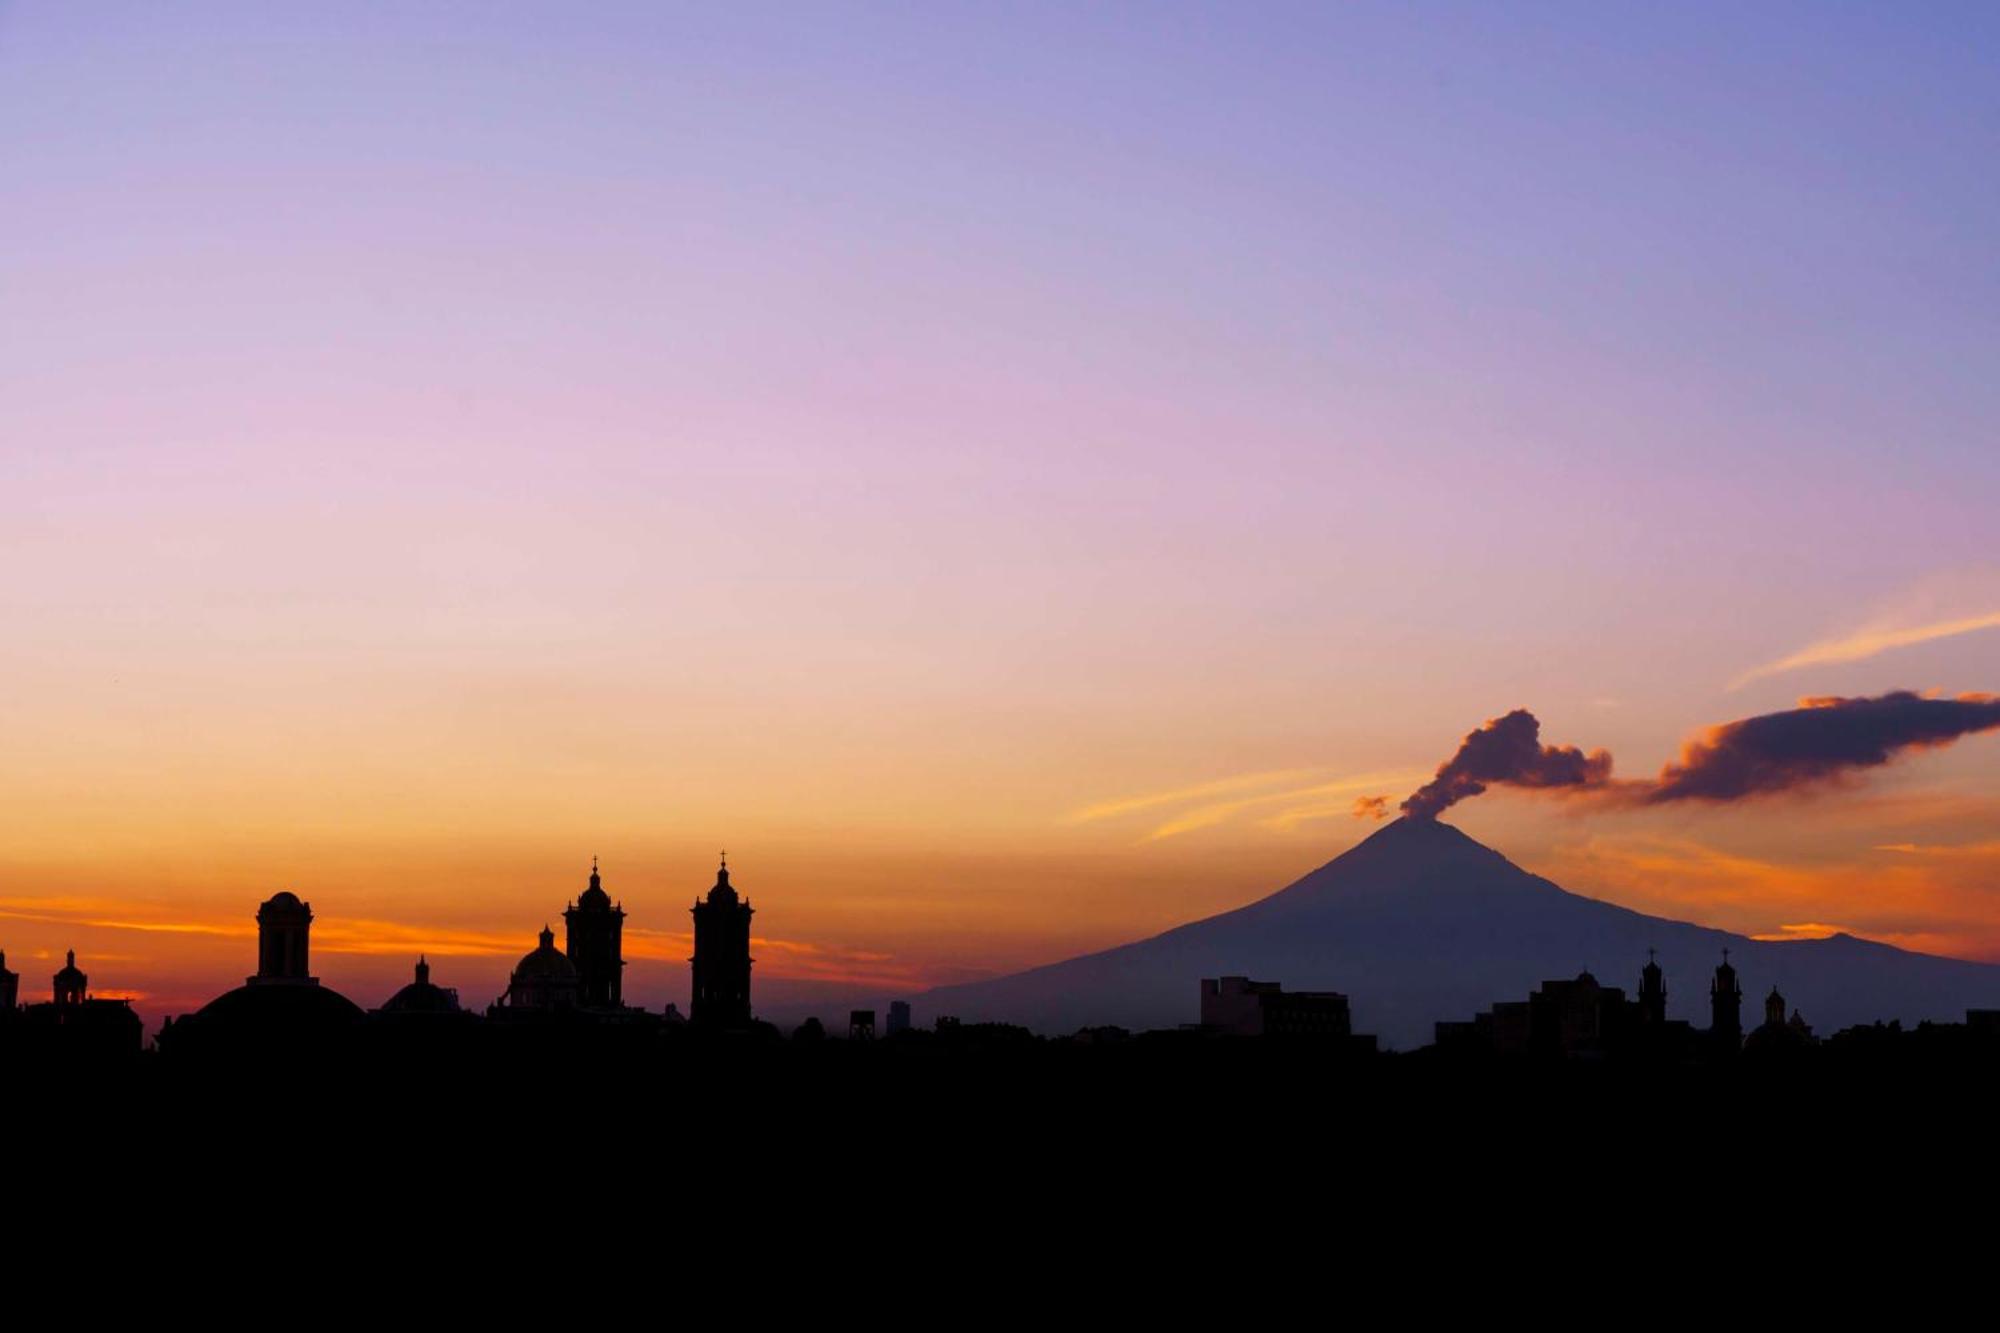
[6,6,2000,1039]
[8,763,2000,1036]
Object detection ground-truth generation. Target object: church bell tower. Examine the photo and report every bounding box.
[564,857,627,1008]
[1638,948,1666,1025]
[250,892,317,986]
[1710,950,1743,1050]
[690,855,754,1027]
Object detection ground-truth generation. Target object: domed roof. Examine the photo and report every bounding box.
[378,956,461,1015]
[706,857,739,905]
[191,978,365,1027]
[53,949,86,986]
[513,926,577,981]
[577,859,611,911]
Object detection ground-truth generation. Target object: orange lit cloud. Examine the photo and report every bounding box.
[0,897,929,991]
[1533,832,2000,962]
[1732,609,2000,688]
[1748,923,1850,942]
[1147,771,1424,840]
[1063,769,1321,825]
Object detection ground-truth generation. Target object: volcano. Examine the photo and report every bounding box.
[913,817,2000,1047]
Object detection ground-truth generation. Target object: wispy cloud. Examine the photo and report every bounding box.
[0,898,253,940]
[0,899,927,988]
[1873,839,2000,858]
[1749,922,1850,941]
[1147,770,1425,841]
[1064,769,1321,825]
[1731,609,2000,689]
[1535,831,2000,962]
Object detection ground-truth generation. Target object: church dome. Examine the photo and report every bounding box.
[514,927,577,981]
[706,859,740,905]
[53,950,86,989]
[170,978,365,1059]
[577,860,612,911]
[378,956,461,1015]
[195,980,364,1025]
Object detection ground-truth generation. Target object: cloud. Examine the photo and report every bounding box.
[1063,769,1320,825]
[1873,839,2000,858]
[1403,692,2000,819]
[1732,610,2000,689]
[1351,796,1389,821]
[1146,770,1424,840]
[1400,710,1614,820]
[0,899,928,989]
[1639,691,2000,805]
[1535,831,2000,962]
[1749,923,1850,942]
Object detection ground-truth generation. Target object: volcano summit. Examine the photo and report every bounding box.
[916,818,2000,1047]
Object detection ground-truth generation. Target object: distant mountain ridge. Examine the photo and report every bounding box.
[913,817,2000,1047]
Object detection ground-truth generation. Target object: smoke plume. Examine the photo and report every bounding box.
[1402,691,2000,819]
[1639,690,2000,805]
[1401,709,1614,820]
[1352,795,1389,821]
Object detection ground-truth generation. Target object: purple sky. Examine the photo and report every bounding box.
[3,3,1999,1019]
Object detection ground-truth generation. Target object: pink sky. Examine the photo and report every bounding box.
[3,4,1998,1027]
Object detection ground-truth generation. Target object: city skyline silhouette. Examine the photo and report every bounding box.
[5,11,2000,1224]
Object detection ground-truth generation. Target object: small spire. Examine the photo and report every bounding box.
[66,949,75,968]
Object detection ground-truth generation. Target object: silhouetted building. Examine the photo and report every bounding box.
[564,858,626,1008]
[1638,949,1667,1025]
[1435,957,1692,1061]
[886,1000,912,1035]
[501,926,581,1011]
[1745,985,1815,1056]
[0,949,15,1012]
[1200,976,1353,1038]
[850,1009,876,1041]
[1525,971,1631,1057]
[255,891,315,983]
[158,892,365,1058]
[53,950,87,1007]
[14,948,142,1059]
[690,856,753,1027]
[377,956,462,1016]
[1710,951,1743,1052]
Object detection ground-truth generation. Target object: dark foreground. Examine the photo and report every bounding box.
[10,1033,1990,1298]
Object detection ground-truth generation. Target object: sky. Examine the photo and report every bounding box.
[2,2,1998,1029]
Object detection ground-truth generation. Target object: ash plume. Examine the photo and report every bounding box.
[1401,709,1613,820]
[1402,691,2000,819]
[1352,795,1389,821]
[1639,690,2000,805]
